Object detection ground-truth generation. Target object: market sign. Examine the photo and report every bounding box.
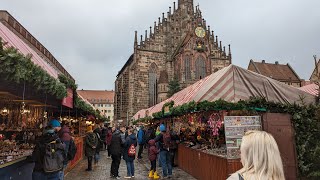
[224,116,261,159]
[62,88,73,108]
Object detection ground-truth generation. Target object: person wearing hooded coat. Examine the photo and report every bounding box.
[32,126,66,180]
[85,126,98,171]
[122,128,137,178]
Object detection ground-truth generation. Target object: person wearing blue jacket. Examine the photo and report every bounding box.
[137,125,145,159]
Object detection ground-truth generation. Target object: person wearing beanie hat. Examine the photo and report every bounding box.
[48,119,61,132]
[154,124,173,178]
[32,125,65,180]
[85,125,98,171]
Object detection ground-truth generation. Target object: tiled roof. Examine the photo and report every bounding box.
[249,60,300,82]
[77,90,114,104]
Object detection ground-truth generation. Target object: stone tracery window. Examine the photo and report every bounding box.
[149,63,158,106]
[195,56,206,79]
[184,55,191,81]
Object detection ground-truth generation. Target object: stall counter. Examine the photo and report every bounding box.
[177,144,242,180]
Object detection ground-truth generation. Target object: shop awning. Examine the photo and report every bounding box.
[134,65,316,119]
[0,22,59,78]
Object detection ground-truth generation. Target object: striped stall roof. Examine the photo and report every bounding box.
[299,83,319,96]
[133,65,316,119]
[0,22,59,78]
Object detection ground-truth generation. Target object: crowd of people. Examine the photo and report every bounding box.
[99,123,179,179]
[29,118,285,180]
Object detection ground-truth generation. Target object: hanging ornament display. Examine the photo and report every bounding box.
[207,113,223,136]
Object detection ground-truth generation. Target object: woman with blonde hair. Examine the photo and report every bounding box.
[227,130,285,180]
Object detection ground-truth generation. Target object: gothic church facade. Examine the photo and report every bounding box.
[115,0,232,122]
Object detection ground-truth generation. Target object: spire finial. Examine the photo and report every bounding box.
[145,30,147,41]
[174,2,176,11]
[223,46,226,53]
[228,44,232,62]
[134,31,138,46]
[162,13,165,21]
[228,44,231,55]
[150,26,152,37]
[140,35,143,45]
[216,36,218,43]
[169,7,172,14]
[220,41,222,50]
[154,21,157,32]
[158,17,161,24]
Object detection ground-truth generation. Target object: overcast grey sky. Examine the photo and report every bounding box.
[1,0,320,90]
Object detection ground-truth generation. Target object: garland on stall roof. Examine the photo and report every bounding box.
[0,39,67,99]
[148,97,320,178]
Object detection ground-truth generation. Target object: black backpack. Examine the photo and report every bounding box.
[67,139,77,161]
[43,140,65,173]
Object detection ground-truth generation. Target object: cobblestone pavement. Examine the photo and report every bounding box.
[65,150,196,180]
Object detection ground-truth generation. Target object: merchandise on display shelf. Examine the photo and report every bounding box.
[224,116,262,159]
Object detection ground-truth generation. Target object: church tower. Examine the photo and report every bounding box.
[115,1,232,123]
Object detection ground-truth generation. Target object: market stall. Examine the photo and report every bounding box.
[134,65,316,180]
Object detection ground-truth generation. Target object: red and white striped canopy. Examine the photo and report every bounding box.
[299,83,319,96]
[0,22,59,78]
[133,65,316,119]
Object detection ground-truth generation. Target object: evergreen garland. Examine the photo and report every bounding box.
[0,39,67,99]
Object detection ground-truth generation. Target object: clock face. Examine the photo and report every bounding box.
[195,27,206,38]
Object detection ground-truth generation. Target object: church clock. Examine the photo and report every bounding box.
[195,27,206,38]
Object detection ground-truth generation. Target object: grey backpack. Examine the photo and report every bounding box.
[43,140,65,173]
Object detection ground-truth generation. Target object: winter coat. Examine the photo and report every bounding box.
[101,127,107,141]
[58,125,72,142]
[85,132,98,157]
[137,129,145,145]
[105,130,113,145]
[32,133,65,172]
[148,139,158,161]
[94,128,103,153]
[109,130,123,156]
[122,134,137,161]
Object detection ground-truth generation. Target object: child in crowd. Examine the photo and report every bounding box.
[148,139,160,179]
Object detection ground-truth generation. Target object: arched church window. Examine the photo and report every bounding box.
[195,56,206,79]
[149,63,158,106]
[185,56,191,80]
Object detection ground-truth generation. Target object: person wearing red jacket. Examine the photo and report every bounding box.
[106,127,113,158]
[148,139,160,179]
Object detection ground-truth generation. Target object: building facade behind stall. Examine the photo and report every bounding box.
[248,59,302,87]
[115,0,232,123]
[77,90,115,121]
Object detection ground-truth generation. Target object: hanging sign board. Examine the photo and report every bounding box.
[62,88,73,108]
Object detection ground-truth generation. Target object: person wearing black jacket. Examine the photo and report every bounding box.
[109,127,124,179]
[101,124,108,150]
[32,126,66,180]
[93,126,103,164]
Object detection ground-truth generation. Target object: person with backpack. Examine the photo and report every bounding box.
[137,125,145,159]
[154,124,173,179]
[85,125,98,171]
[123,127,137,179]
[101,124,108,150]
[32,125,66,180]
[148,139,160,179]
[93,125,103,164]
